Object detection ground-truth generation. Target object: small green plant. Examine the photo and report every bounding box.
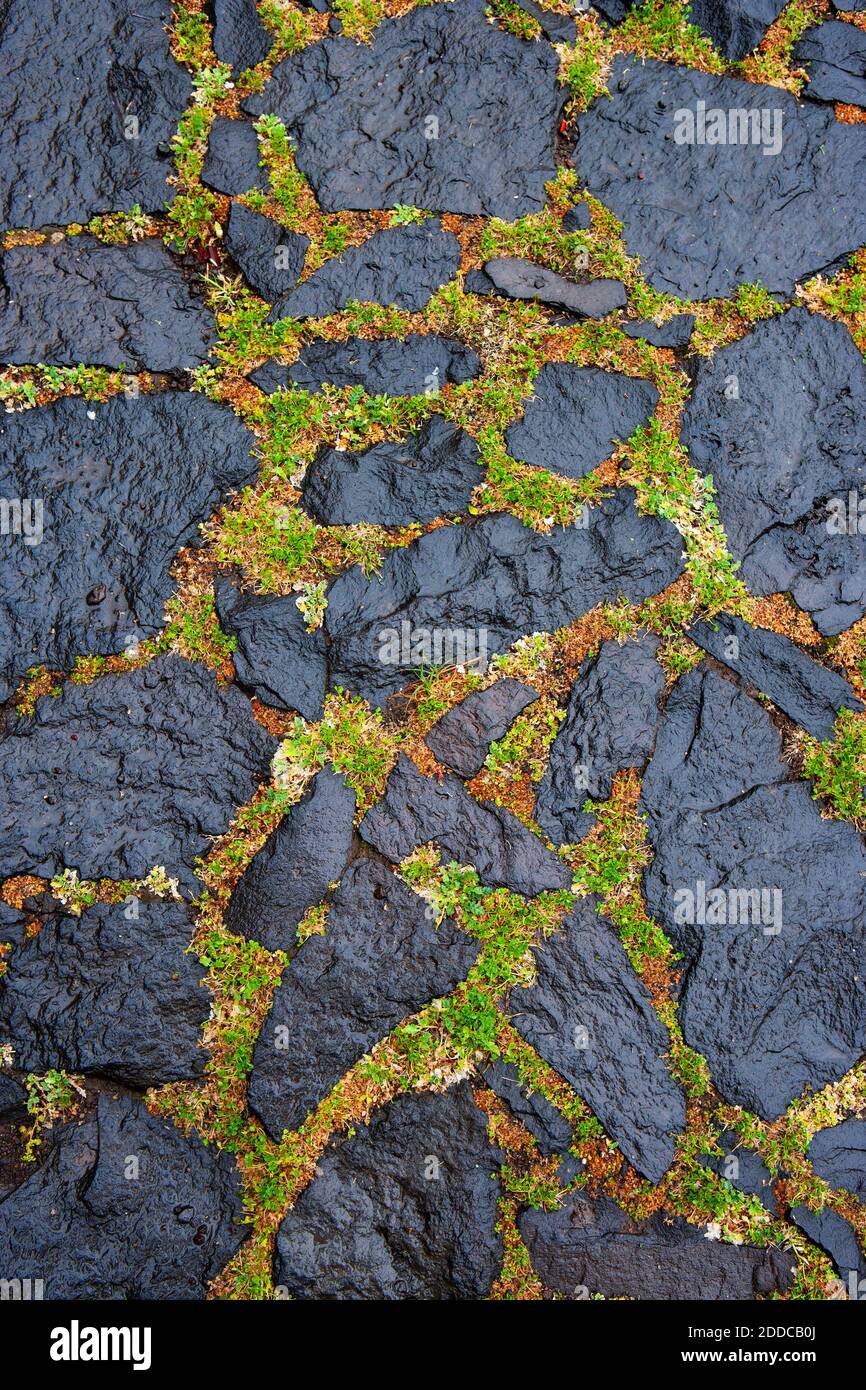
[802,710,866,824]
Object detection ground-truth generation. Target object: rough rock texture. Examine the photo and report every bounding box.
[686,0,786,59]
[689,613,863,739]
[212,0,273,73]
[300,417,483,526]
[534,635,664,846]
[0,1094,247,1299]
[249,861,479,1138]
[512,895,685,1182]
[244,0,563,218]
[794,21,866,107]
[790,1205,866,1282]
[641,665,866,1119]
[808,1119,866,1201]
[562,201,592,233]
[266,221,461,321]
[201,116,267,195]
[0,393,258,701]
[225,769,356,953]
[0,237,215,369]
[0,901,208,1086]
[505,363,658,481]
[273,1083,502,1298]
[624,314,696,348]
[224,203,308,301]
[360,754,572,897]
[681,309,866,635]
[251,334,481,396]
[521,1191,796,1299]
[481,258,627,318]
[0,0,190,230]
[213,576,328,720]
[575,57,866,298]
[324,487,684,707]
[0,655,277,892]
[425,678,539,777]
[514,0,576,44]
[480,1059,575,1159]
[0,1075,26,1118]
[700,1130,778,1213]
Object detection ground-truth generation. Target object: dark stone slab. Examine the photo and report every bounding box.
[300,416,483,526]
[224,203,308,301]
[0,0,190,231]
[641,665,866,1119]
[0,655,277,892]
[681,309,866,635]
[686,0,786,59]
[425,678,539,777]
[808,1119,866,1201]
[481,258,627,318]
[360,753,572,896]
[225,769,356,953]
[273,1082,502,1298]
[506,362,658,483]
[520,1190,796,1298]
[0,1093,247,1299]
[623,314,696,348]
[212,0,273,72]
[699,1129,778,1213]
[0,393,258,702]
[251,334,481,396]
[575,57,866,298]
[0,1076,26,1118]
[244,0,563,218]
[324,487,684,707]
[832,0,861,11]
[201,117,267,195]
[267,221,461,321]
[0,236,216,369]
[794,21,866,107]
[534,634,664,846]
[213,576,328,721]
[480,1059,574,1159]
[790,1204,866,1283]
[562,201,592,233]
[0,901,208,1086]
[512,894,685,1181]
[689,613,863,740]
[249,861,479,1138]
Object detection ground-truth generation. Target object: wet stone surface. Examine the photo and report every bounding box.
[224,203,309,301]
[480,259,628,318]
[201,117,268,195]
[273,1083,502,1298]
[214,576,328,721]
[251,334,481,396]
[212,0,273,74]
[793,21,866,107]
[808,1119,866,1201]
[425,678,539,777]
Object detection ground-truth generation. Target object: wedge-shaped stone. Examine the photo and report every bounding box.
[214,576,328,720]
[251,335,480,396]
[425,678,538,777]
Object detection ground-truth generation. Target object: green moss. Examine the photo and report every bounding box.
[802,709,866,824]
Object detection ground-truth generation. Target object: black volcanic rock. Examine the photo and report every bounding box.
[0,393,258,702]
[562,201,592,233]
[251,334,481,396]
[699,1129,778,1213]
[686,0,786,60]
[481,258,627,318]
[0,0,190,231]
[689,613,863,739]
[0,655,277,892]
[520,1190,795,1298]
[244,0,563,218]
[359,754,572,897]
[300,417,483,526]
[425,678,539,777]
[0,1094,247,1299]
[224,203,308,300]
[623,314,696,348]
[0,237,215,369]
[267,221,461,321]
[512,895,685,1182]
[505,363,658,481]
[641,665,866,1119]
[0,901,208,1086]
[681,309,866,635]
[794,20,866,107]
[213,576,328,721]
[225,769,356,953]
[212,0,273,72]
[480,1059,576,1161]
[534,634,664,846]
[324,487,684,707]
[201,117,267,195]
[0,1075,26,1118]
[575,57,866,298]
[273,1083,502,1298]
[808,1119,866,1201]
[790,1204,866,1283]
[249,861,479,1138]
